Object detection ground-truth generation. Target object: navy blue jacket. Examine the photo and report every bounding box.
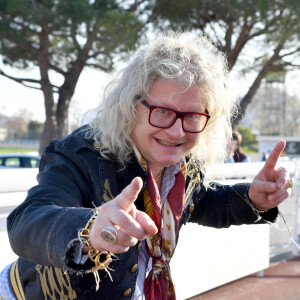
[7,127,278,299]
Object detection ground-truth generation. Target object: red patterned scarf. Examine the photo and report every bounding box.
[143,162,186,300]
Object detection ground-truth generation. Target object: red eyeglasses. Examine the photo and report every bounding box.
[141,100,210,133]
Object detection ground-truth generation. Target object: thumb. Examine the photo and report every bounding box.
[114,177,143,212]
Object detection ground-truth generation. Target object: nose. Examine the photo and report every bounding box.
[164,117,185,139]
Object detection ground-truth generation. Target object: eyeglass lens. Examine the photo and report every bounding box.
[150,108,208,132]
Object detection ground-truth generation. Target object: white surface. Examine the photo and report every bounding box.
[0,211,17,271]
[211,161,295,179]
[0,191,29,210]
[0,168,38,193]
[171,223,269,299]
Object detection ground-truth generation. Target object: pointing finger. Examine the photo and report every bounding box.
[264,140,286,170]
[114,177,143,212]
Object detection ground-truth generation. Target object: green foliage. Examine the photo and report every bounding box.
[28,120,43,131]
[237,126,257,147]
[0,0,142,72]
[150,0,300,66]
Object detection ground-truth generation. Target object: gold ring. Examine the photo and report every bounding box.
[288,178,295,189]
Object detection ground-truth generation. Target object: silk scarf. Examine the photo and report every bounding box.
[142,159,186,300]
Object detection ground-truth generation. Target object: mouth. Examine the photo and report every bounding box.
[156,139,181,147]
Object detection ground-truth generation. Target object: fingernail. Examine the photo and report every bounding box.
[268,195,274,201]
[278,182,284,188]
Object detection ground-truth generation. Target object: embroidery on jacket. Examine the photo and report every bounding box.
[10,260,25,300]
[35,265,77,300]
[184,161,200,203]
[102,179,114,203]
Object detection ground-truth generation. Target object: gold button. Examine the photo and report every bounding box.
[137,242,142,250]
[189,204,194,213]
[93,141,100,149]
[131,264,138,272]
[123,288,132,296]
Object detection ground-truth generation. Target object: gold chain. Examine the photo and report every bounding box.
[80,209,114,273]
[155,168,165,181]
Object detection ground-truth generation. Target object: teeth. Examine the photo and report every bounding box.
[157,139,178,146]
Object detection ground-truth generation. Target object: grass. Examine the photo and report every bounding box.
[0,147,39,154]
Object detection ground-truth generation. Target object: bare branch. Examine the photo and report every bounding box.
[70,26,81,50]
[0,69,40,84]
[233,40,286,127]
[248,9,284,39]
[87,50,104,59]
[85,62,112,72]
[227,21,254,70]
[0,68,60,92]
[129,0,148,12]
[48,63,67,76]
[224,20,233,51]
[279,47,300,58]
[208,22,224,47]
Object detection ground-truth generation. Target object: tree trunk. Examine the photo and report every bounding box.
[55,32,96,140]
[38,25,57,154]
[231,41,285,128]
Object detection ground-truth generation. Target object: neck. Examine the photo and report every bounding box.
[154,169,164,191]
[154,168,165,181]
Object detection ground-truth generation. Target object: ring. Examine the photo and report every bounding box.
[101,226,118,244]
[288,178,295,189]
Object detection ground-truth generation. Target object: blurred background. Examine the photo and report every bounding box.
[0,1,300,299]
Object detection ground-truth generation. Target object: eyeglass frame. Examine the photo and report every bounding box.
[140,99,210,133]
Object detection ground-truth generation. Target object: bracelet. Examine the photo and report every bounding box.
[80,209,114,274]
[252,204,269,214]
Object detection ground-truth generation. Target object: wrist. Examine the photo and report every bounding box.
[247,192,269,213]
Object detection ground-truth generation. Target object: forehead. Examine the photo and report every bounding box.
[147,79,206,111]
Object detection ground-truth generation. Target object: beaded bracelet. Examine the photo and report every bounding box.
[80,209,114,275]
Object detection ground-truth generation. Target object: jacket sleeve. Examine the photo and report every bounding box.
[188,182,278,228]
[7,139,96,272]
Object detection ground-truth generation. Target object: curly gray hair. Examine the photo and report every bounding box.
[87,31,236,183]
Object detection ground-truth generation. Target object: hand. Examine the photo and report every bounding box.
[248,140,291,209]
[88,177,158,253]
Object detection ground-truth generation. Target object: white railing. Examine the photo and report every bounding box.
[0,168,38,210]
[0,139,39,149]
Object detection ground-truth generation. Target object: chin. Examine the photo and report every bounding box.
[158,158,181,167]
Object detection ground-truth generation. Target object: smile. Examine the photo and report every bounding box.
[156,139,180,146]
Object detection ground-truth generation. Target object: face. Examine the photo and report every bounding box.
[130,79,206,174]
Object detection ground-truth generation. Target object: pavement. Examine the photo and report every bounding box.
[189,255,300,300]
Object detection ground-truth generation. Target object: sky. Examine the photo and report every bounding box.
[0,65,112,123]
[1,63,300,126]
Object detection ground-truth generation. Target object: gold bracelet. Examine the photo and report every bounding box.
[80,209,114,273]
[253,205,269,214]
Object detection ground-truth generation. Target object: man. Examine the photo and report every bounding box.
[1,31,292,300]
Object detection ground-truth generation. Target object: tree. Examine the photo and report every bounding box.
[146,0,300,127]
[28,120,44,140]
[236,125,256,147]
[5,108,33,139]
[0,0,142,153]
[244,82,300,136]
